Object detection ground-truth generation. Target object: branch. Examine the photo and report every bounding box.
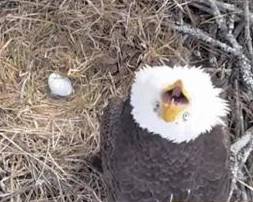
[231,127,253,168]
[228,127,253,202]
[244,0,253,62]
[192,0,253,24]
[234,80,244,137]
[208,0,241,50]
[172,23,238,55]
[172,23,253,93]
[238,55,253,94]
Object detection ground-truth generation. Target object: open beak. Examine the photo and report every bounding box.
[161,80,190,122]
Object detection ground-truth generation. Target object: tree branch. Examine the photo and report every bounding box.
[172,23,238,55]
[172,22,253,93]
[244,0,253,62]
[208,0,241,50]
[228,127,253,202]
[192,0,253,24]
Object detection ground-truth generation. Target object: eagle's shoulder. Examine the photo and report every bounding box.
[100,97,126,201]
[200,125,230,161]
[100,97,124,156]
[102,97,124,118]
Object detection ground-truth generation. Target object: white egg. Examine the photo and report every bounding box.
[48,73,73,97]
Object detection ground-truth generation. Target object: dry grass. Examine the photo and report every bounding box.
[0,1,187,201]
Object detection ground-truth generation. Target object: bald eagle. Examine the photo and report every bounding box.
[100,65,231,202]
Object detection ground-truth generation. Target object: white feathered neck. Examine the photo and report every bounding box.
[130,65,229,143]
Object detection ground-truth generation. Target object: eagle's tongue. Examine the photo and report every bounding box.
[172,86,181,98]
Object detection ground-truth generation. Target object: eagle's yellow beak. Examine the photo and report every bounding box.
[161,80,190,122]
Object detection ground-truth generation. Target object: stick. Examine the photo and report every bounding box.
[234,80,244,137]
[231,128,253,169]
[192,0,253,24]
[244,0,253,62]
[208,0,241,50]
[172,23,253,93]
[172,23,238,55]
[228,127,253,202]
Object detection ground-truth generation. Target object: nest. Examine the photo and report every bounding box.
[0,0,253,201]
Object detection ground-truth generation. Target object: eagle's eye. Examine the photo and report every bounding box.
[182,112,190,121]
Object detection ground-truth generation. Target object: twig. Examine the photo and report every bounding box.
[228,13,235,35]
[239,182,249,202]
[208,24,218,66]
[233,20,245,39]
[238,55,253,94]
[234,80,244,137]
[208,0,226,30]
[228,127,253,202]
[192,0,253,24]
[231,119,253,167]
[172,23,237,55]
[244,0,253,62]
[172,23,253,93]
[191,2,217,17]
[208,0,241,50]
[238,179,253,193]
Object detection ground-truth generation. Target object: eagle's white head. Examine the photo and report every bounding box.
[130,65,229,143]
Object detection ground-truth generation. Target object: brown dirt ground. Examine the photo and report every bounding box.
[0,0,253,202]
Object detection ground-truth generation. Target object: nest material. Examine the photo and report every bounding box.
[0,0,186,201]
[0,0,253,201]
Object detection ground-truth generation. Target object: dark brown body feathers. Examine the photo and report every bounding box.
[100,98,231,202]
